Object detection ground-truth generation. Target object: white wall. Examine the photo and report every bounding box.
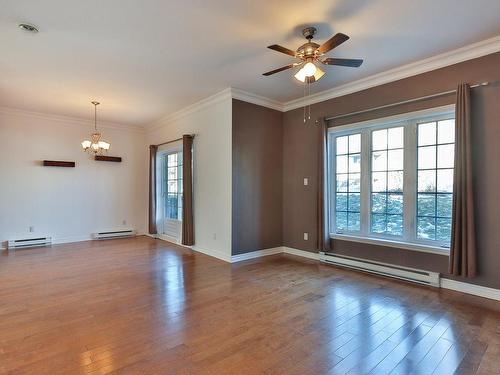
[146,90,232,261]
[0,108,147,247]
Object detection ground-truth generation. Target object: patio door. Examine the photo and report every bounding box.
[161,151,183,241]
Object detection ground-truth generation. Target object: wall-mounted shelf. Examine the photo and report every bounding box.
[43,160,75,167]
[95,155,122,162]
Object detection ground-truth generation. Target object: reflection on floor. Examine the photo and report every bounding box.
[1,236,499,374]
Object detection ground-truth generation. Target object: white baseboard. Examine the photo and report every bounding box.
[283,247,320,260]
[231,247,284,263]
[440,278,500,301]
[190,245,232,263]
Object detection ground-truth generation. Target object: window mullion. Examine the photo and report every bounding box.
[360,129,371,236]
[404,120,417,242]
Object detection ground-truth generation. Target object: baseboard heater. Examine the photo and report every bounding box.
[8,237,52,249]
[92,230,136,240]
[319,252,440,287]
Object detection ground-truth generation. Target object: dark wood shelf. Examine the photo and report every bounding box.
[95,155,122,162]
[43,160,75,167]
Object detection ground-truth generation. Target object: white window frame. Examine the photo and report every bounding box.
[328,105,455,255]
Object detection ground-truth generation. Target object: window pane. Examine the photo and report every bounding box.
[348,193,360,212]
[387,171,403,192]
[418,194,436,217]
[418,170,436,192]
[372,151,387,171]
[336,174,348,192]
[168,167,177,180]
[167,194,178,219]
[348,173,360,192]
[417,217,436,239]
[388,127,404,149]
[418,146,436,169]
[372,129,387,150]
[348,213,360,231]
[168,181,178,193]
[336,136,348,155]
[336,193,348,211]
[336,212,347,231]
[436,194,453,218]
[349,134,361,153]
[371,214,386,233]
[167,153,177,167]
[372,172,386,192]
[436,218,452,243]
[336,155,348,173]
[437,169,454,192]
[387,149,403,170]
[438,119,455,144]
[437,144,454,169]
[349,154,361,173]
[371,193,386,213]
[387,215,403,236]
[418,122,436,146]
[387,194,403,214]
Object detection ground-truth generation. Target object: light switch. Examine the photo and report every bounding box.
[303,178,308,186]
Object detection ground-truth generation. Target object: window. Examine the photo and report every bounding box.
[417,119,455,242]
[329,107,455,251]
[163,152,183,220]
[371,127,404,236]
[335,134,361,232]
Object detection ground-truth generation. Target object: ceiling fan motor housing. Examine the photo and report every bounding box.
[302,26,317,40]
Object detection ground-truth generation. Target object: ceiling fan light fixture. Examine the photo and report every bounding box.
[294,65,325,83]
[302,62,317,77]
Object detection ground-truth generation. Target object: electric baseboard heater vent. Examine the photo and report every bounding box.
[319,252,440,287]
[7,237,52,249]
[93,230,136,240]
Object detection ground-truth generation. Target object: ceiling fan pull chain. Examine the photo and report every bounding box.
[303,81,306,123]
[308,82,311,120]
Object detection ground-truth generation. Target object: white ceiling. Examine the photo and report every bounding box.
[1,0,500,127]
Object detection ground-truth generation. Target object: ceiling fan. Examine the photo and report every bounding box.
[263,27,363,83]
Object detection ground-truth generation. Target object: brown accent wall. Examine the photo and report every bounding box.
[232,99,283,255]
[283,52,500,288]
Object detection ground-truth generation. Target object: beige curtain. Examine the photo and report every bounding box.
[317,118,329,252]
[449,83,476,277]
[148,145,158,235]
[182,135,195,246]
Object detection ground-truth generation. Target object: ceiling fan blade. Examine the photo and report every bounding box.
[267,44,297,57]
[317,33,349,54]
[321,58,363,67]
[262,64,297,76]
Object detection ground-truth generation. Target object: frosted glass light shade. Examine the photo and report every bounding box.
[81,140,91,149]
[294,66,325,83]
[98,141,110,150]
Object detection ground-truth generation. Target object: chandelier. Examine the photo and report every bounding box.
[81,101,110,154]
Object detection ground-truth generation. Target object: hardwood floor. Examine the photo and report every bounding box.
[1,237,499,374]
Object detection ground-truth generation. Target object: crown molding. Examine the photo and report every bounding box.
[231,88,284,112]
[0,106,145,133]
[146,88,233,132]
[283,35,500,112]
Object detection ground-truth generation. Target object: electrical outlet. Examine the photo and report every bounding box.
[303,178,308,186]
[303,232,309,241]
[122,219,127,225]
[29,226,35,233]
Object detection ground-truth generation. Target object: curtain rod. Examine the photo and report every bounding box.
[154,134,195,147]
[324,82,490,122]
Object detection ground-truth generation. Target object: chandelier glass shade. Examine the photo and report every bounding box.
[81,101,110,154]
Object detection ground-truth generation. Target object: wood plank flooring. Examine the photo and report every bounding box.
[0,236,499,374]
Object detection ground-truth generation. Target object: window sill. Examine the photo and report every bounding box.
[329,233,450,256]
